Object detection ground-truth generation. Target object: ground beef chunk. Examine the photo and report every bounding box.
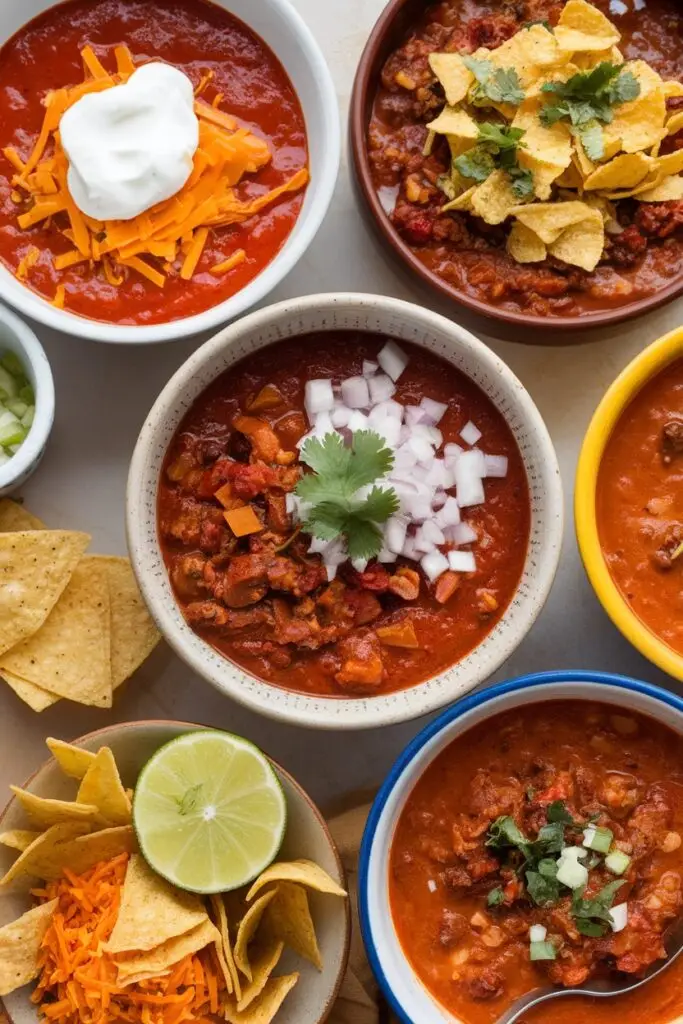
[635,201,683,239]
[439,909,468,948]
[463,965,505,1001]
[607,224,648,267]
[662,420,683,463]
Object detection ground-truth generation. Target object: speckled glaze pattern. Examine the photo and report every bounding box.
[0,721,350,1024]
[126,294,564,729]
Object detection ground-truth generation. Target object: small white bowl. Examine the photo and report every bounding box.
[0,0,339,345]
[126,292,564,730]
[0,303,54,496]
[0,720,350,1024]
[358,672,683,1024]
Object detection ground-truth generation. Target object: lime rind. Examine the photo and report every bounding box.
[133,730,287,894]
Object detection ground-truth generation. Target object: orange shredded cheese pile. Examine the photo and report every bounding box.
[3,45,309,301]
[32,854,227,1024]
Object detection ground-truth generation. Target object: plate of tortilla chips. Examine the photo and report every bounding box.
[0,499,160,711]
[0,722,350,1024]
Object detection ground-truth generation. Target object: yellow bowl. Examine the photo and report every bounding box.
[575,325,683,683]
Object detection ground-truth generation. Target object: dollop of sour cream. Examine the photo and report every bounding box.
[59,62,200,222]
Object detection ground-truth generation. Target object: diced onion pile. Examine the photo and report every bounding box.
[288,341,509,584]
[0,351,35,466]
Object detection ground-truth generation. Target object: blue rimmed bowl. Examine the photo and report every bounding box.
[358,671,683,1024]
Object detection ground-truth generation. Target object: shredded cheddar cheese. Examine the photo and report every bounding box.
[3,45,309,289]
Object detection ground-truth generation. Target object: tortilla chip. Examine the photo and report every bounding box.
[209,895,237,998]
[441,185,477,213]
[77,747,131,825]
[554,0,620,52]
[573,45,623,70]
[92,556,160,689]
[234,888,279,981]
[0,898,58,996]
[262,881,322,970]
[583,151,653,190]
[513,103,572,171]
[490,24,565,87]
[470,169,521,225]
[555,162,584,190]
[224,973,299,1024]
[105,854,208,954]
[548,209,604,271]
[663,81,683,99]
[573,138,596,179]
[9,786,101,829]
[426,106,479,140]
[428,53,473,105]
[1,670,58,712]
[653,149,683,179]
[507,221,547,263]
[0,558,112,708]
[0,500,45,532]
[236,939,284,1013]
[0,530,90,656]
[0,829,40,852]
[526,62,580,100]
[667,111,683,137]
[46,738,96,780]
[246,859,347,902]
[115,918,221,985]
[510,200,593,244]
[0,821,91,886]
[637,174,683,201]
[603,61,666,154]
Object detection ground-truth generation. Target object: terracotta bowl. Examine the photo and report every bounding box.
[0,721,351,1024]
[349,0,683,336]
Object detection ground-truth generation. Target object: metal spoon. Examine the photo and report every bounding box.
[498,915,683,1024]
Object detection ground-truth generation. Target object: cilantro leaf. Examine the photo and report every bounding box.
[347,519,385,560]
[305,501,348,540]
[462,56,525,107]
[298,430,350,478]
[571,879,627,937]
[477,122,525,150]
[547,801,575,825]
[454,147,495,183]
[610,70,640,104]
[539,61,641,137]
[354,485,399,524]
[526,868,560,907]
[454,122,531,197]
[345,431,395,493]
[575,120,605,161]
[486,816,530,852]
[487,886,505,907]
[535,821,566,854]
[509,166,535,199]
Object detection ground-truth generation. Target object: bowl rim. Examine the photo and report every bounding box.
[357,670,683,1024]
[348,0,683,334]
[126,290,564,730]
[0,301,55,490]
[0,0,340,345]
[575,325,683,682]
[0,718,351,1024]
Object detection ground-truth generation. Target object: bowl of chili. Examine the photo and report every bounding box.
[350,0,683,335]
[359,670,683,1024]
[0,0,339,344]
[126,292,563,730]
[576,325,683,683]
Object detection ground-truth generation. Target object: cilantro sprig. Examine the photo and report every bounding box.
[296,431,399,560]
[572,880,627,937]
[540,61,641,160]
[454,122,534,199]
[462,56,525,108]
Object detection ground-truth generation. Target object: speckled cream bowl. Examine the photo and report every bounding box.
[575,325,683,683]
[126,292,564,730]
[0,720,350,1024]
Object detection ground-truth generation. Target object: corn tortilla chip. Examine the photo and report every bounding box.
[236,939,284,1013]
[262,881,322,970]
[603,61,666,154]
[584,151,653,190]
[441,185,477,213]
[9,786,101,830]
[0,898,58,996]
[507,221,547,263]
[490,24,565,88]
[653,149,683,179]
[92,556,160,689]
[0,500,45,532]
[426,106,479,140]
[210,894,238,998]
[667,111,683,137]
[0,530,90,657]
[246,859,347,902]
[0,821,91,886]
[0,829,40,852]
[637,175,683,201]
[224,973,299,1024]
[1,670,57,712]
[115,918,221,985]
[0,558,112,708]
[554,0,620,52]
[513,104,572,170]
[548,209,604,271]
[471,170,521,225]
[46,738,96,780]
[106,854,208,953]
[77,747,131,825]
[234,888,279,982]
[428,53,473,105]
[510,200,593,243]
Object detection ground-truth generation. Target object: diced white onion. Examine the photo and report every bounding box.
[309,536,331,555]
[341,375,370,409]
[362,360,378,377]
[420,397,448,424]
[347,410,369,433]
[385,515,408,554]
[484,454,508,478]
[609,903,628,933]
[404,405,428,427]
[393,445,417,471]
[436,496,461,527]
[448,550,476,573]
[377,547,398,563]
[314,411,334,437]
[421,520,446,547]
[285,493,297,515]
[431,490,448,510]
[368,373,396,404]
[351,557,368,573]
[529,925,547,943]
[405,435,434,464]
[450,522,477,545]
[325,564,337,581]
[427,879,437,893]
[444,442,464,465]
[460,420,482,446]
[331,403,351,428]
[375,417,402,447]
[305,379,334,419]
[377,340,409,382]
[421,549,450,582]
[401,535,421,561]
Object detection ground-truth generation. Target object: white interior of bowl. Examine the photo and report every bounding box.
[126,293,564,729]
[0,721,349,1024]
[0,0,340,344]
[362,678,683,1024]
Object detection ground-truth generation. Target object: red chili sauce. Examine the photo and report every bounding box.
[157,333,530,697]
[0,0,308,325]
[368,0,683,319]
[390,700,683,1024]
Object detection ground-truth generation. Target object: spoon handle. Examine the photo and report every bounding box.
[496,988,563,1024]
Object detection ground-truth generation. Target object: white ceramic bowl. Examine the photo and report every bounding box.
[0,303,54,495]
[0,720,350,1024]
[358,671,683,1024]
[126,292,563,730]
[0,0,339,344]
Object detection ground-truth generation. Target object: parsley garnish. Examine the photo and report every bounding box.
[462,56,525,108]
[571,879,627,937]
[454,122,534,199]
[526,858,561,907]
[540,61,641,160]
[296,431,399,560]
[547,800,576,825]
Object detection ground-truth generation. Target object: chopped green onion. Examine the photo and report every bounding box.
[605,850,631,876]
[0,350,35,462]
[18,384,35,405]
[1,351,24,378]
[0,422,27,448]
[583,825,613,854]
[530,939,557,961]
[6,399,27,419]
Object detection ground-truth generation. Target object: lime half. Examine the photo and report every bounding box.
[133,731,287,894]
